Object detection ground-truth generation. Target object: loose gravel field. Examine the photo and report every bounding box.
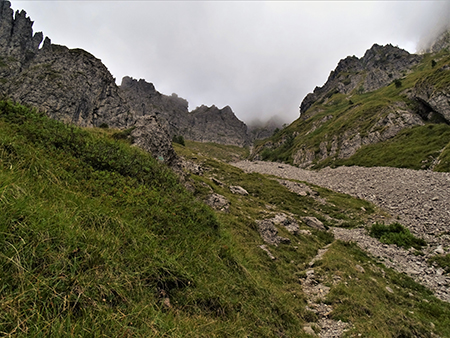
[232,160,450,302]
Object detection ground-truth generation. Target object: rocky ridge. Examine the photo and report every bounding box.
[0,2,131,129]
[120,77,251,147]
[299,44,422,118]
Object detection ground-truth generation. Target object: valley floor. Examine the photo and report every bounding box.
[232,161,450,303]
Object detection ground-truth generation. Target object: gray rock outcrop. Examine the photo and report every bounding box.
[0,2,131,128]
[185,105,250,147]
[130,113,180,168]
[120,76,189,132]
[204,193,230,212]
[256,219,290,246]
[120,77,251,147]
[302,217,326,231]
[229,185,249,196]
[411,68,450,123]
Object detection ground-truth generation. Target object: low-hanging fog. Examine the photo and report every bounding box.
[11,1,450,126]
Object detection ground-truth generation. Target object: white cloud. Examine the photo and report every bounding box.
[11,1,450,124]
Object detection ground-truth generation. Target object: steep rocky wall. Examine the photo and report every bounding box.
[186,105,250,147]
[120,77,251,147]
[119,76,191,135]
[292,103,425,168]
[0,2,131,128]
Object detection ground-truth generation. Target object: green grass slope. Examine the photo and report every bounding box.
[253,51,450,171]
[175,141,450,338]
[0,101,291,337]
[1,101,450,337]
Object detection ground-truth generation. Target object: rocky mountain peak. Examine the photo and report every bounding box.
[186,105,250,146]
[121,76,157,94]
[0,1,252,152]
[300,44,422,117]
[0,1,44,62]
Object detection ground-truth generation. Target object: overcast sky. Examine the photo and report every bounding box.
[10,1,450,125]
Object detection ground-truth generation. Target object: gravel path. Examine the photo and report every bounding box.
[232,161,450,302]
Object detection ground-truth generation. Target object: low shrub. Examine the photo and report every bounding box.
[368,222,426,250]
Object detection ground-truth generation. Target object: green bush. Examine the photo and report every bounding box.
[172,134,185,146]
[368,222,426,250]
[394,79,402,88]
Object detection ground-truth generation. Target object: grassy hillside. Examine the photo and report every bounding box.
[253,50,450,171]
[1,101,450,337]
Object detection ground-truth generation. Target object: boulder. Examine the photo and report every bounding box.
[230,185,249,196]
[131,114,180,169]
[256,219,291,246]
[302,217,326,231]
[204,193,229,213]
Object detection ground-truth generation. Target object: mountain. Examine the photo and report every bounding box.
[0,1,250,154]
[253,37,450,171]
[2,2,450,336]
[120,76,251,146]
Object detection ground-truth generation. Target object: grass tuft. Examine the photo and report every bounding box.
[368,222,427,250]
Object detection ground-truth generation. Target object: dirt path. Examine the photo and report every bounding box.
[232,161,450,302]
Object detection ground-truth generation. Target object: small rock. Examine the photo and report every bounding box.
[259,245,276,260]
[204,193,229,212]
[256,219,290,246]
[163,297,172,308]
[211,177,225,186]
[355,264,365,273]
[230,185,249,196]
[434,245,444,255]
[299,229,312,236]
[302,216,326,231]
[386,286,394,294]
[436,268,444,276]
[303,326,316,336]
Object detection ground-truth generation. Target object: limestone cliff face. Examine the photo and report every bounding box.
[119,76,191,135]
[300,44,422,118]
[0,2,132,128]
[186,105,250,147]
[412,70,450,123]
[120,77,251,147]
